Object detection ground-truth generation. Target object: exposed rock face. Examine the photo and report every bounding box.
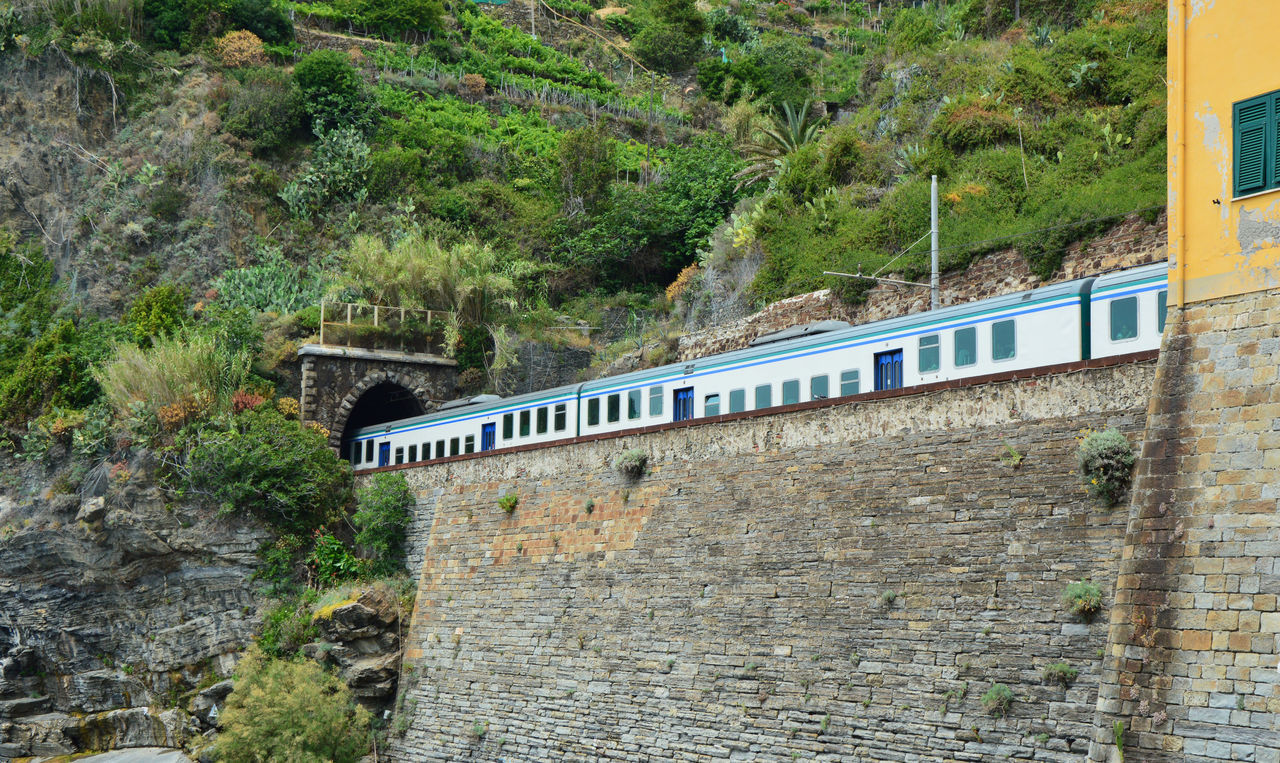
[306,584,404,713]
[0,452,268,758]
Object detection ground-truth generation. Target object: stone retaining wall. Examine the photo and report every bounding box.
[386,360,1156,761]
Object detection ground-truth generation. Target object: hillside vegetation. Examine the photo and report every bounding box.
[0,0,1165,755]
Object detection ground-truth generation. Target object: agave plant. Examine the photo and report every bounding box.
[733,100,825,191]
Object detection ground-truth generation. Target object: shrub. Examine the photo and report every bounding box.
[294,49,369,132]
[180,406,353,532]
[211,247,323,313]
[498,492,519,515]
[981,683,1014,717]
[257,589,319,656]
[227,0,293,45]
[125,284,188,346]
[95,331,251,423]
[934,99,1017,152]
[887,7,936,52]
[1043,663,1079,686]
[632,23,703,72]
[353,473,414,574]
[308,530,368,584]
[333,0,444,38]
[1062,580,1104,619]
[0,318,121,426]
[1077,428,1135,506]
[223,67,303,155]
[213,29,265,67]
[612,448,648,480]
[279,126,371,216]
[706,8,756,44]
[217,646,371,762]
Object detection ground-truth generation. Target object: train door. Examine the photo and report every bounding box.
[377,442,391,467]
[874,349,903,391]
[481,423,496,452]
[673,387,694,421]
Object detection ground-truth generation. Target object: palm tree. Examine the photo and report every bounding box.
[733,100,825,191]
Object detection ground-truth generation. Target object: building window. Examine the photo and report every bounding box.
[628,389,642,420]
[587,398,600,426]
[782,379,800,405]
[554,403,567,432]
[502,413,514,440]
[810,374,829,400]
[607,394,620,423]
[839,369,859,396]
[954,327,977,367]
[918,334,940,372]
[1157,290,1168,334]
[536,406,548,434]
[704,394,721,417]
[1233,91,1280,197]
[992,320,1016,361]
[754,384,772,409]
[649,385,664,416]
[519,410,530,437]
[1109,297,1138,341]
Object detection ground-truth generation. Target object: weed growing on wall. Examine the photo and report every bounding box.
[498,492,519,515]
[1076,427,1135,506]
[1042,663,1079,686]
[981,683,1013,717]
[612,449,648,481]
[1062,580,1104,620]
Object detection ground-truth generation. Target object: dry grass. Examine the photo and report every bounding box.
[94,332,251,419]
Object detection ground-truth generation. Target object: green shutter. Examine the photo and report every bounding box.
[1235,95,1269,196]
[1273,93,1280,192]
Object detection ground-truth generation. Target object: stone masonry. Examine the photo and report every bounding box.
[385,360,1156,761]
[1087,291,1280,762]
[679,211,1166,362]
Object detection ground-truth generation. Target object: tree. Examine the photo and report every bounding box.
[633,0,705,72]
[217,647,371,763]
[294,50,369,133]
[558,123,617,217]
[734,101,825,191]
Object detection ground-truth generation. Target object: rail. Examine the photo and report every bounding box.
[318,302,451,356]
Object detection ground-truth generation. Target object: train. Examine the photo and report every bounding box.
[347,261,1169,470]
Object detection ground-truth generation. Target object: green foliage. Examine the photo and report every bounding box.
[180,406,352,532]
[279,127,371,217]
[320,0,444,38]
[1042,662,1079,686]
[353,473,413,575]
[888,7,937,52]
[257,590,320,657]
[981,683,1013,717]
[633,22,703,73]
[217,646,371,762]
[558,123,616,216]
[1062,580,1103,619]
[1113,719,1125,761]
[228,0,292,44]
[703,36,817,107]
[143,0,289,50]
[294,49,371,133]
[934,97,1017,151]
[125,284,188,346]
[498,492,518,515]
[0,318,123,426]
[612,448,647,480]
[222,67,303,155]
[308,531,368,584]
[706,8,756,45]
[1077,427,1135,506]
[211,247,324,314]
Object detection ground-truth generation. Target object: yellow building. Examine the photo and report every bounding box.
[1168,1,1280,305]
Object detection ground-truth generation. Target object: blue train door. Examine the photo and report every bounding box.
[673,387,694,421]
[874,349,903,391]
[377,442,390,467]
[481,423,496,451]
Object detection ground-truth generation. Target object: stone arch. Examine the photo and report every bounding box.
[330,371,435,451]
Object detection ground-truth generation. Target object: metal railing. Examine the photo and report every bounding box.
[318,302,451,356]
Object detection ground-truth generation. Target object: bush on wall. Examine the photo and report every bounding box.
[1076,427,1135,506]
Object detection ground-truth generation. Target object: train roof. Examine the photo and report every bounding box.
[577,276,1095,395]
[1091,261,1168,295]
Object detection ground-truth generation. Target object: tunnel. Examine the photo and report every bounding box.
[339,382,425,458]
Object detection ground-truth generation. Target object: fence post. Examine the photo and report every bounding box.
[319,301,326,346]
[346,303,353,347]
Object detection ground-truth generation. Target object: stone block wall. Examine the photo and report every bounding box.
[386,361,1156,761]
[678,211,1166,362]
[1087,291,1280,762]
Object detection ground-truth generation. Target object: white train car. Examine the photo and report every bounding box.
[1089,261,1169,359]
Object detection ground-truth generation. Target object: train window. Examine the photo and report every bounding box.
[587,398,600,426]
[536,406,548,434]
[628,389,642,420]
[992,320,1016,361]
[408,445,417,463]
[782,379,800,405]
[954,327,977,367]
[755,384,772,409]
[394,447,404,466]
[352,441,362,466]
[554,403,567,431]
[840,369,860,396]
[607,394,621,423]
[502,413,514,440]
[366,441,375,463]
[1157,290,1168,333]
[705,394,721,416]
[436,440,445,459]
[810,375,829,400]
[729,389,746,413]
[1110,297,1138,341]
[450,438,460,456]
[464,435,475,454]
[649,386,664,416]
[919,334,940,372]
[519,410,531,437]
